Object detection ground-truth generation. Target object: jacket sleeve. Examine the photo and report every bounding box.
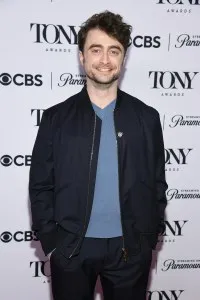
[154,112,168,234]
[29,110,57,256]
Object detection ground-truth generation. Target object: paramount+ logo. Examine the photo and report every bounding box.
[58,73,86,87]
[175,34,200,48]
[167,188,200,201]
[161,259,200,271]
[0,155,31,167]
[147,290,184,300]
[0,73,42,87]
[169,115,200,128]
[0,231,38,243]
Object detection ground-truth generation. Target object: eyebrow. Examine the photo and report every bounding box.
[88,44,122,52]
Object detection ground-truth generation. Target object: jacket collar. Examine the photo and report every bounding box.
[78,85,124,113]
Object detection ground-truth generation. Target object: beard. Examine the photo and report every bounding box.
[86,71,120,85]
[84,62,121,86]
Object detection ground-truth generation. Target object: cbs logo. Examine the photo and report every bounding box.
[0,73,43,86]
[129,36,161,48]
[0,155,31,167]
[0,231,38,243]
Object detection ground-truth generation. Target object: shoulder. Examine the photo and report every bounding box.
[41,91,82,128]
[44,91,80,118]
[120,89,160,120]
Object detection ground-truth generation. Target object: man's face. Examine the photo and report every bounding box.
[79,28,125,86]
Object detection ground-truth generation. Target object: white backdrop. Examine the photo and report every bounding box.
[0,1,200,299]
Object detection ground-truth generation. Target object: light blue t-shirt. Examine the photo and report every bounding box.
[85,100,122,238]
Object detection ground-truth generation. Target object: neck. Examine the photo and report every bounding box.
[86,79,118,109]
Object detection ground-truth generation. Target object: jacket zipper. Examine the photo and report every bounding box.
[114,109,128,262]
[68,113,97,259]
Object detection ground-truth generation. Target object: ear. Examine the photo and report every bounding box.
[79,51,84,66]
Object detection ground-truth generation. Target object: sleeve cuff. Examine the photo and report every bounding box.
[38,227,57,256]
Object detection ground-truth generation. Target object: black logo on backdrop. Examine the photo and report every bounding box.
[30,260,51,283]
[0,73,42,86]
[149,71,198,96]
[165,148,192,164]
[30,24,161,49]
[158,220,188,243]
[30,24,79,44]
[130,36,161,48]
[162,220,188,236]
[161,259,200,271]
[0,231,38,243]
[31,109,45,126]
[165,148,193,172]
[0,155,31,167]
[147,290,184,300]
[157,0,200,4]
[175,34,200,48]
[58,73,86,87]
[156,0,200,14]
[169,115,200,127]
[167,189,200,201]
[30,23,80,53]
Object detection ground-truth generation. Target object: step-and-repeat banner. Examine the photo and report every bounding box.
[0,1,200,299]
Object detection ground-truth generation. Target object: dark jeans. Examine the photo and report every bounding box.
[50,236,152,300]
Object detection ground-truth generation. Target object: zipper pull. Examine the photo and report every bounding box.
[122,247,128,262]
[117,132,123,138]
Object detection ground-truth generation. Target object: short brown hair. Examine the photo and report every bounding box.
[78,11,132,54]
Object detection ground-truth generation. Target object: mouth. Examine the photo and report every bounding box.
[96,68,112,72]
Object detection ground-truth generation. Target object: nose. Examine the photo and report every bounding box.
[100,51,110,64]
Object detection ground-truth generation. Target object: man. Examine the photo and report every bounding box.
[29,11,168,300]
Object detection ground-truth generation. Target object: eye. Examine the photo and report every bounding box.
[110,49,119,55]
[0,155,13,166]
[0,73,12,86]
[1,232,12,243]
[91,48,101,53]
